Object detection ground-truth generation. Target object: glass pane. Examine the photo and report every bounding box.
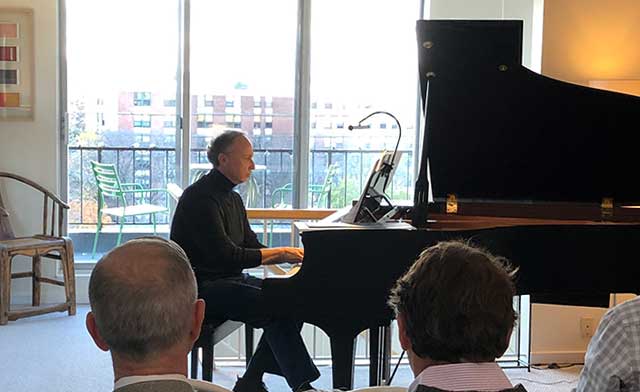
[66,0,180,259]
[310,0,420,209]
[190,0,298,212]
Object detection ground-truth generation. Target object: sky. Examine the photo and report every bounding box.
[66,0,421,124]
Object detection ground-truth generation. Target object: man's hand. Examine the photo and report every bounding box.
[260,247,304,265]
[281,247,304,264]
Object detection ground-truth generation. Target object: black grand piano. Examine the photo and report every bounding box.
[263,20,640,390]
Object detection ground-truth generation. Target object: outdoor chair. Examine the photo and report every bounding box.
[90,161,169,257]
[268,163,338,246]
[0,172,76,325]
[271,163,339,209]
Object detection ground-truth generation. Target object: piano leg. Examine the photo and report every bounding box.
[369,327,380,386]
[369,324,392,386]
[330,334,356,390]
[381,325,391,384]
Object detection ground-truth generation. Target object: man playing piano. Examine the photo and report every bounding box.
[170,130,320,392]
[389,241,526,392]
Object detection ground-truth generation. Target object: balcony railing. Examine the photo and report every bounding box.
[68,146,414,225]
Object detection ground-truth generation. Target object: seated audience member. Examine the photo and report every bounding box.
[576,295,640,392]
[85,237,207,392]
[388,241,526,392]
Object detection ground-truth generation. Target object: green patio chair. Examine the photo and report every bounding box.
[268,163,339,246]
[90,161,169,257]
[271,163,339,209]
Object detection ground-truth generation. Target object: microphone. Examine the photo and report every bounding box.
[347,124,371,131]
[349,111,402,178]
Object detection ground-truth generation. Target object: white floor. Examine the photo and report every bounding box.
[0,306,581,392]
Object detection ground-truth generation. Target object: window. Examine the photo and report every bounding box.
[204,95,214,107]
[225,99,235,108]
[224,114,241,129]
[197,114,213,128]
[164,99,176,107]
[253,97,262,108]
[164,120,176,128]
[133,92,151,106]
[310,0,421,206]
[96,112,105,127]
[380,123,387,129]
[133,114,151,128]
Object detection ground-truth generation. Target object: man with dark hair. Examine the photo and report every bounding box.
[389,241,525,392]
[171,130,320,392]
[86,237,206,392]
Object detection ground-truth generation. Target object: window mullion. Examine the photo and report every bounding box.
[179,0,191,189]
[293,0,312,209]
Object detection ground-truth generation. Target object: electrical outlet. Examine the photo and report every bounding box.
[581,317,595,338]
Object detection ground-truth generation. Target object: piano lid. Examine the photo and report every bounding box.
[417,20,640,205]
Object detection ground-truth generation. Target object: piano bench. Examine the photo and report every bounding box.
[191,319,255,381]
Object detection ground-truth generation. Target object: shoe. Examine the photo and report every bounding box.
[233,376,269,392]
[295,383,342,392]
[296,387,343,392]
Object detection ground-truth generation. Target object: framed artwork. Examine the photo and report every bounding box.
[0,8,33,120]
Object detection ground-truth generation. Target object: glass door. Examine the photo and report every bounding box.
[309,0,420,210]
[189,0,298,209]
[65,0,181,260]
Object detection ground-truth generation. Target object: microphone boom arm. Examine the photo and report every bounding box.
[349,111,402,172]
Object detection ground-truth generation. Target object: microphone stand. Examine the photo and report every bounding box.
[347,111,403,222]
[348,111,402,192]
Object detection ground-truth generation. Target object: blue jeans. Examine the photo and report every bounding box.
[199,273,320,390]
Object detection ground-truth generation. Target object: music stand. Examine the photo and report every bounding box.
[340,150,403,224]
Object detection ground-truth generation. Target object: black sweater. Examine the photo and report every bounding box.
[170,169,265,281]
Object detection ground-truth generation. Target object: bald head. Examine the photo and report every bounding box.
[96,238,186,288]
[88,237,197,361]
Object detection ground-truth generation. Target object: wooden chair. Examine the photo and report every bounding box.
[0,172,76,325]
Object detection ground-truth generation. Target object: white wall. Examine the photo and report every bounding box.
[0,0,62,303]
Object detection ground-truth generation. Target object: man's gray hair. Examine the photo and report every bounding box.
[88,237,197,361]
[207,130,247,167]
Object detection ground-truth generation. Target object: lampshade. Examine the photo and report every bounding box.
[588,80,640,96]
